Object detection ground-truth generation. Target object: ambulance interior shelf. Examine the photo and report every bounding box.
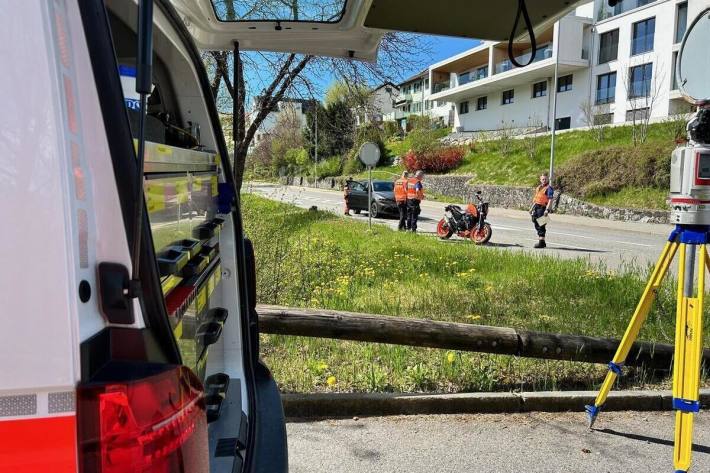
[141,137,225,380]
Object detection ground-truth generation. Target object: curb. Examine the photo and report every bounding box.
[282,389,710,419]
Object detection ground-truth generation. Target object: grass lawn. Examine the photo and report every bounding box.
[454,122,679,186]
[587,187,669,210]
[243,194,705,394]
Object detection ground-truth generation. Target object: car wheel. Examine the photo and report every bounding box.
[370,201,379,218]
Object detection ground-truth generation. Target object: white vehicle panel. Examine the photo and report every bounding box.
[0,0,78,390]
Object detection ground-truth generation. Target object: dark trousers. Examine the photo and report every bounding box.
[532,204,547,238]
[407,199,421,232]
[397,201,408,230]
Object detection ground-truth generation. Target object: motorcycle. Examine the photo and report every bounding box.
[436,191,493,244]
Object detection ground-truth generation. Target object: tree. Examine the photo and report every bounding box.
[579,100,611,143]
[621,59,665,145]
[206,0,429,191]
[303,99,356,160]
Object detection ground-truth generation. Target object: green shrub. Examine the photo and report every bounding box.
[407,114,433,131]
[383,120,401,138]
[555,142,675,198]
[342,157,364,176]
[314,156,343,179]
[284,147,309,166]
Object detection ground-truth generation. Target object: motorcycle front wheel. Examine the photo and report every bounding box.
[436,218,454,239]
[471,223,492,245]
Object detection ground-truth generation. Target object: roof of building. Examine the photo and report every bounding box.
[372,81,400,92]
[398,69,428,86]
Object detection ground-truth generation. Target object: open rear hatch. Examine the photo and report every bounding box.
[170,0,586,57]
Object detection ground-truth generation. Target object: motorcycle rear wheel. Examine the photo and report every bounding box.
[436,218,454,239]
[471,223,492,245]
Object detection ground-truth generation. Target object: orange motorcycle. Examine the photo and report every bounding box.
[436,191,492,244]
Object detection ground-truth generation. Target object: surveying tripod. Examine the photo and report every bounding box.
[585,225,709,473]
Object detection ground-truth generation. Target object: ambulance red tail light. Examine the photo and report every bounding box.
[77,364,209,473]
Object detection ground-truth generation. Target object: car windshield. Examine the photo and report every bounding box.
[373,182,394,192]
[211,0,347,22]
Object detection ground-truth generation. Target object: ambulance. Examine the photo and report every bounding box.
[0,1,582,471]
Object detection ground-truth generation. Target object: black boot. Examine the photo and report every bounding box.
[534,239,546,249]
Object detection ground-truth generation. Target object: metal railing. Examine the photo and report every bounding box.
[494,48,552,74]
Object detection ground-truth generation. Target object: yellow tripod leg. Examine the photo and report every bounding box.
[673,244,705,473]
[585,239,679,427]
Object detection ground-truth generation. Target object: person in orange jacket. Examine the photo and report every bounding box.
[529,172,554,248]
[394,171,409,231]
[406,170,425,232]
[343,176,354,215]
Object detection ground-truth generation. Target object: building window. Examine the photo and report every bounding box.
[672,52,679,90]
[532,81,547,98]
[632,17,655,55]
[402,86,410,94]
[424,78,430,89]
[555,117,571,130]
[594,113,614,126]
[476,96,487,110]
[437,100,446,107]
[676,3,688,44]
[596,72,617,104]
[474,66,488,81]
[413,82,421,93]
[629,63,653,98]
[626,107,650,122]
[502,89,514,105]
[598,29,619,64]
[557,75,573,92]
[459,101,469,114]
[458,71,471,86]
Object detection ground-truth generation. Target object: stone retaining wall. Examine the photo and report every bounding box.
[425,175,670,224]
[279,175,670,224]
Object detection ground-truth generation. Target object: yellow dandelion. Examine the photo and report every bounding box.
[446,352,456,364]
[326,376,337,386]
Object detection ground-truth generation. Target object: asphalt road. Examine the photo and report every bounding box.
[246,182,670,270]
[287,411,710,473]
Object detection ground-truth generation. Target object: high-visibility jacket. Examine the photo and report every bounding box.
[533,184,553,206]
[406,177,424,200]
[394,178,408,202]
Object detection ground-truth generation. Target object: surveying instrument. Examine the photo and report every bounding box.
[584,9,710,472]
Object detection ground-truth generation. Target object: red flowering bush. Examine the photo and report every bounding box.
[402,146,465,173]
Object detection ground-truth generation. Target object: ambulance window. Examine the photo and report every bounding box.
[211,0,347,22]
[698,153,710,178]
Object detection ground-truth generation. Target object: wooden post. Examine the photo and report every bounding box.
[257,305,707,369]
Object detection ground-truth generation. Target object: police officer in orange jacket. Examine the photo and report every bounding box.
[406,170,425,232]
[394,171,409,230]
[529,172,554,248]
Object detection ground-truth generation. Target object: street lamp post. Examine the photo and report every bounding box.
[549,24,561,182]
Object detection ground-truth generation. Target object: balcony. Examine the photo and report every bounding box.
[494,47,552,74]
[432,82,450,94]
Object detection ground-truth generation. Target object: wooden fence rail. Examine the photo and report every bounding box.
[257,305,710,370]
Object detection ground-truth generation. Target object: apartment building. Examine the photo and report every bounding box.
[354,82,400,126]
[387,70,454,130]
[426,0,698,134]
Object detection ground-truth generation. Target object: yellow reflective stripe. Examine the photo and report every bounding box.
[145,182,165,213]
[196,286,207,313]
[161,275,182,295]
[173,320,183,339]
[211,175,219,197]
[175,179,188,204]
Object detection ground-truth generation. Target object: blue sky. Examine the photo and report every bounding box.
[416,36,480,76]
[239,35,480,105]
